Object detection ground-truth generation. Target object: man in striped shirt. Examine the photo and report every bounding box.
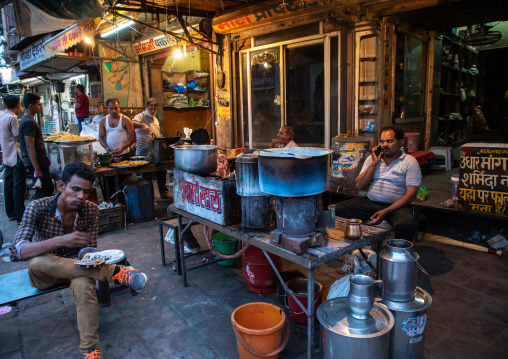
[9,162,147,359]
[334,126,422,241]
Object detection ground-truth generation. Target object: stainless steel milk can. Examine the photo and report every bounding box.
[379,239,421,302]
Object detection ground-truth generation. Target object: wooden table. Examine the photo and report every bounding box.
[167,205,391,359]
[95,162,174,201]
[94,162,174,178]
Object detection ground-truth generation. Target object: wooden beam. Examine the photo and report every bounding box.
[367,0,463,17]
[112,5,214,18]
[111,10,221,56]
[424,31,436,151]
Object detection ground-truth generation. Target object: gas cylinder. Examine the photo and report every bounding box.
[242,243,282,293]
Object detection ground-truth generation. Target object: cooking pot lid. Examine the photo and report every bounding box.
[317,298,394,337]
[381,287,432,312]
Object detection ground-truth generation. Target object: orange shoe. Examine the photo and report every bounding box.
[82,347,103,359]
[112,265,147,292]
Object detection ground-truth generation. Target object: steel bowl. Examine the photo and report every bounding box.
[174,145,217,175]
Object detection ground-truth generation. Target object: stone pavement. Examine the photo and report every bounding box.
[0,199,507,358]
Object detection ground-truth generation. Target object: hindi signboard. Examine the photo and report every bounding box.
[132,34,179,55]
[44,19,101,58]
[212,0,328,35]
[19,35,51,71]
[458,143,508,216]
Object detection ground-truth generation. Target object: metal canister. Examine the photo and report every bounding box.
[236,154,264,196]
[382,287,432,359]
[317,298,394,359]
[236,154,270,228]
[379,239,419,302]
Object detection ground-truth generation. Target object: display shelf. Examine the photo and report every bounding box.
[437,34,478,146]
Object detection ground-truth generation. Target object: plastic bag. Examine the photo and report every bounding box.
[417,185,429,202]
[164,227,176,244]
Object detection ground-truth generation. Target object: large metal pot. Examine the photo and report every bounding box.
[258,148,333,197]
[174,145,217,175]
[317,297,394,359]
[379,239,420,302]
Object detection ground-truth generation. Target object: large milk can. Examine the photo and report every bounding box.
[379,239,420,302]
[382,287,432,359]
[317,275,394,359]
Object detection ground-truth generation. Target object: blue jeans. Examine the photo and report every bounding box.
[76,116,86,133]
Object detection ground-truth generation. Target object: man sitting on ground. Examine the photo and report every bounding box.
[333,126,421,241]
[9,162,148,359]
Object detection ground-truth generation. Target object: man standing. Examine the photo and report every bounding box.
[19,93,54,198]
[270,126,299,149]
[0,95,26,224]
[9,162,147,359]
[74,84,89,133]
[334,126,421,241]
[132,98,169,198]
[99,98,136,155]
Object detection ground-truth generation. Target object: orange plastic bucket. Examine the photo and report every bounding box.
[231,302,289,359]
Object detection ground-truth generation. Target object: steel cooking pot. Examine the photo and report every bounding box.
[258,147,332,197]
[174,145,217,175]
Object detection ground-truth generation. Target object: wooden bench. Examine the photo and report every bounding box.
[0,269,69,306]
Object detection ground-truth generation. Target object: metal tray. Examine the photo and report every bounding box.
[129,156,147,161]
[108,163,150,169]
[53,139,95,145]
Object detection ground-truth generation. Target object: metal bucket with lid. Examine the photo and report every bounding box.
[382,287,432,359]
[379,239,427,302]
[317,297,394,359]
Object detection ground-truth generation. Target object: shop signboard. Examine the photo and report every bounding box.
[458,143,508,216]
[44,19,101,58]
[19,35,51,71]
[132,34,179,55]
[212,0,328,34]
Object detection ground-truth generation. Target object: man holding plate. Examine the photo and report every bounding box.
[10,162,148,359]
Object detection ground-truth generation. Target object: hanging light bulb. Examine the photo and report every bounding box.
[174,46,182,59]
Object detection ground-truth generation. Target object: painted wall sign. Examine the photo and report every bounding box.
[132,35,178,55]
[212,0,328,34]
[458,143,508,216]
[19,35,50,70]
[44,19,100,58]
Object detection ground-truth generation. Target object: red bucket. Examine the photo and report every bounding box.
[286,277,324,324]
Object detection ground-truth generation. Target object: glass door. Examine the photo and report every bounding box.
[285,42,324,147]
[241,34,338,149]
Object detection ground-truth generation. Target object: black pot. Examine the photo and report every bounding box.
[149,136,181,163]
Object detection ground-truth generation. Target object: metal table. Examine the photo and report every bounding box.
[167,205,391,359]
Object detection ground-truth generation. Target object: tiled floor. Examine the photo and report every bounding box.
[1,187,507,358]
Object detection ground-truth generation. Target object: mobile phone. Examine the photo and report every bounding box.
[374,146,382,156]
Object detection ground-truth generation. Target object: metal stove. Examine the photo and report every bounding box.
[253,148,335,254]
[270,195,333,254]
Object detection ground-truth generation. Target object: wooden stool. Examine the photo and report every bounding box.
[96,250,137,307]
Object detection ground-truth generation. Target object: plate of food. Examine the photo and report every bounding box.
[74,249,125,266]
[109,160,150,169]
[46,131,92,143]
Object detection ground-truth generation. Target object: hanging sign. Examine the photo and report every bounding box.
[19,35,51,70]
[44,19,101,58]
[133,34,179,55]
[212,0,328,34]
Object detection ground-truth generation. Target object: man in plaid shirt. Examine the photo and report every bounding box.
[10,162,147,359]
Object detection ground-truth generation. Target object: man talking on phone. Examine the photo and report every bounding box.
[333,126,422,241]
